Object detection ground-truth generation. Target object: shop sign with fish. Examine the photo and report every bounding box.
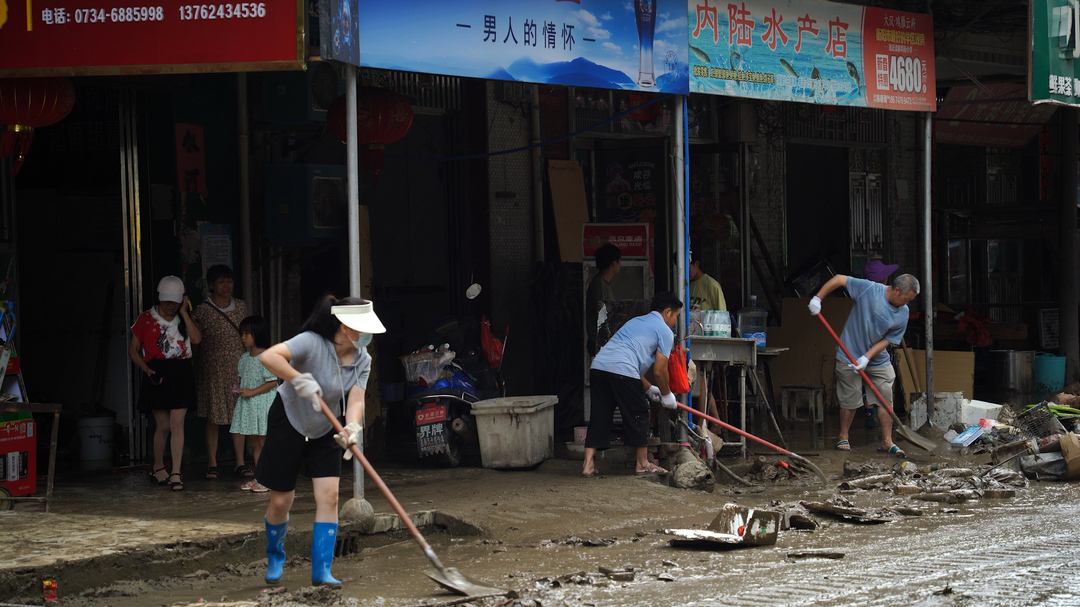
[687,0,935,111]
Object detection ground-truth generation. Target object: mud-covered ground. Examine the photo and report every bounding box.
[26,421,1075,607]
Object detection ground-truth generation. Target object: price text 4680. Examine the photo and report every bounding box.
[179,4,267,20]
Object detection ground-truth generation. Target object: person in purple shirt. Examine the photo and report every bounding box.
[808,273,919,457]
[582,291,682,478]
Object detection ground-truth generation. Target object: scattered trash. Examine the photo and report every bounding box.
[933,584,955,596]
[839,473,892,490]
[665,503,781,549]
[801,495,895,524]
[43,580,57,603]
[658,572,677,581]
[787,550,845,560]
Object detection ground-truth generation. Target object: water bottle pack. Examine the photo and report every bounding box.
[701,310,731,337]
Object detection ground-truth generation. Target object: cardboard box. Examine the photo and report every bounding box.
[896,349,975,409]
[1059,433,1080,480]
[0,418,36,497]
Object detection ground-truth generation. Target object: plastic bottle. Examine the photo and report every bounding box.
[737,295,768,351]
[717,311,731,338]
[703,310,715,336]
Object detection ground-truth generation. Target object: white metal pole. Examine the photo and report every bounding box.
[923,111,934,419]
[346,66,361,296]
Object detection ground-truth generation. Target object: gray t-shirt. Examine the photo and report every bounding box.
[277,331,372,439]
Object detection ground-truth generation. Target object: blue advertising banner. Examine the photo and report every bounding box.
[356,0,689,94]
[322,0,360,66]
[687,0,935,111]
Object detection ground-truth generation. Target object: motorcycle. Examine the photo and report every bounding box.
[403,354,478,467]
[399,317,505,467]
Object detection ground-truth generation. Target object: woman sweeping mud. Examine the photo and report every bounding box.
[255,295,385,587]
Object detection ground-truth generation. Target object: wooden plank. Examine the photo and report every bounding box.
[895,349,975,407]
[765,297,854,405]
[547,160,590,263]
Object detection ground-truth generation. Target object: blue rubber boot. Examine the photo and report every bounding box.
[265,518,288,584]
[311,522,342,588]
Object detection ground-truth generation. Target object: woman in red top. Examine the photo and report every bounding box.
[128,276,203,491]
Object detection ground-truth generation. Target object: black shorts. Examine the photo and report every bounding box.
[138,358,196,411]
[255,395,343,492]
[585,369,651,449]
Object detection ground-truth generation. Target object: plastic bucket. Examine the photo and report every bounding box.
[1035,352,1066,399]
[990,350,1035,394]
[78,417,114,466]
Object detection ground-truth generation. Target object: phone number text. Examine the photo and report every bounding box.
[179,4,267,20]
[68,7,165,23]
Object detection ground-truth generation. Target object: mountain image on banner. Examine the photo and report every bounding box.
[500,57,635,89]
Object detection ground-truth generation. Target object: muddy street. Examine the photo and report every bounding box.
[19,438,1079,607]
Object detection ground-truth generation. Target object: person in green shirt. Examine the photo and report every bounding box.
[688,253,727,312]
[585,243,621,356]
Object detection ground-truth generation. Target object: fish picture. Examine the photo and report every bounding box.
[779,58,799,78]
[690,44,710,64]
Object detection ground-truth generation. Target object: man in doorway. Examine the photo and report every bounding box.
[688,250,727,312]
[582,291,682,478]
[859,259,899,429]
[808,272,919,457]
[687,249,727,432]
[585,243,621,357]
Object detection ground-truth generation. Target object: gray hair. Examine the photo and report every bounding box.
[892,274,920,296]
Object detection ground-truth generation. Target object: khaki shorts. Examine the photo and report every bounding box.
[834,361,894,410]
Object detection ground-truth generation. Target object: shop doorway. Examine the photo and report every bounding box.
[785,143,850,274]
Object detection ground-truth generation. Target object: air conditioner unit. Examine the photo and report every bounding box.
[264,164,347,242]
[261,62,344,122]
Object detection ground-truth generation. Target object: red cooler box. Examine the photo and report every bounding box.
[0,418,36,496]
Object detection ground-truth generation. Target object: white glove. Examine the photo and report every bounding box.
[646,385,662,402]
[808,296,822,316]
[290,372,323,411]
[660,391,678,410]
[334,421,362,460]
[850,355,870,371]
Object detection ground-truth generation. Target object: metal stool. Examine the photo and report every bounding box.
[781,384,825,448]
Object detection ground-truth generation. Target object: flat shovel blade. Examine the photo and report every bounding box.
[426,567,506,597]
[896,420,937,452]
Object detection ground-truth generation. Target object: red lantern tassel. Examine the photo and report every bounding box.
[360,145,386,189]
[1,125,35,176]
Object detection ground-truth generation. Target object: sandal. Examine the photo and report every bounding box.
[878,445,906,458]
[234,465,254,478]
[250,481,270,493]
[635,464,669,476]
[205,466,219,480]
[835,440,851,451]
[169,473,185,491]
[150,467,169,486]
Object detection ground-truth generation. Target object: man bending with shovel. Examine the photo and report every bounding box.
[582,291,682,478]
[808,273,919,457]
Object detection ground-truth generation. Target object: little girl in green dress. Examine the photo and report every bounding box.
[231,316,278,492]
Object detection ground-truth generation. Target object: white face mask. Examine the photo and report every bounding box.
[351,333,373,350]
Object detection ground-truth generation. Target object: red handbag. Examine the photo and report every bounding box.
[668,343,690,394]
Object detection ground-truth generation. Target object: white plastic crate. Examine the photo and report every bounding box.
[471,396,557,469]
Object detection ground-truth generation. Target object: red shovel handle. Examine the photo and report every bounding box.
[814,313,898,419]
[675,402,794,457]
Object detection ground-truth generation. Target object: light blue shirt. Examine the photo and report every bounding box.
[591,311,675,380]
[838,278,908,368]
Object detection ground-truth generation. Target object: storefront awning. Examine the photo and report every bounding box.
[935,84,1058,148]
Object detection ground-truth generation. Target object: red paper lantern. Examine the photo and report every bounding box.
[0,77,75,175]
[327,86,413,187]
